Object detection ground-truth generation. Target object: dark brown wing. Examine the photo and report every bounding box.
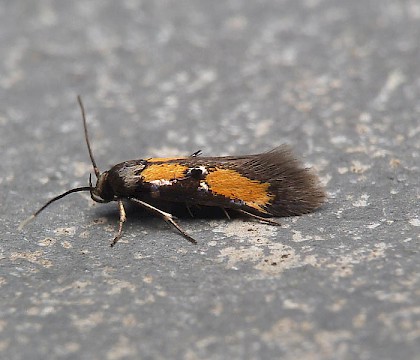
[140,146,325,217]
[234,145,326,216]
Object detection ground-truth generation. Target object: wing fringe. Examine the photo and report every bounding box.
[242,145,326,216]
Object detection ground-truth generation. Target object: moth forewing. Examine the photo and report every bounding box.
[137,146,325,217]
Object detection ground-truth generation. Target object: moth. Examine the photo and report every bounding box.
[20,96,326,246]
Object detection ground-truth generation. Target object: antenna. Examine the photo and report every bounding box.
[77,95,100,179]
[18,96,98,230]
[18,186,91,230]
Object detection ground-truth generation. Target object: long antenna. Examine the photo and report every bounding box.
[77,95,100,179]
[19,97,100,231]
[18,186,91,230]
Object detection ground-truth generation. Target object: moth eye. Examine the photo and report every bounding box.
[187,166,208,179]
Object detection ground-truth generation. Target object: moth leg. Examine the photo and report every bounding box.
[189,150,202,157]
[129,198,197,244]
[186,204,194,218]
[111,200,127,247]
[221,208,231,220]
[236,209,281,226]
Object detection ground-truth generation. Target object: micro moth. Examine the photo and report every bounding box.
[20,97,326,246]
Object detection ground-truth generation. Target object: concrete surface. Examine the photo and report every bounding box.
[1,1,419,359]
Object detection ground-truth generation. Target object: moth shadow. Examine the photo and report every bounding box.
[94,200,236,224]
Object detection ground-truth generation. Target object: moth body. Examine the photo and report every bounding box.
[20,97,326,246]
[91,146,325,219]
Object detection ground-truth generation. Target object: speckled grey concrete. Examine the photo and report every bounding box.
[1,1,419,359]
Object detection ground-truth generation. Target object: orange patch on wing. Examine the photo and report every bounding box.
[205,168,274,213]
[141,163,189,182]
[147,157,186,163]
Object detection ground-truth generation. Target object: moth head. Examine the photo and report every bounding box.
[89,172,114,203]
